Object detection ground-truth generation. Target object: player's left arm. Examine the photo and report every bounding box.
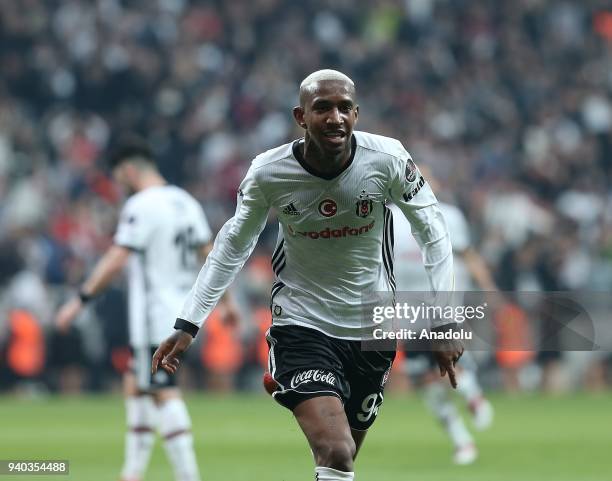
[55,244,131,332]
[388,149,462,387]
[388,153,454,295]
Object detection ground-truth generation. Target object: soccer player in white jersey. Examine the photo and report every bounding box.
[152,70,462,481]
[55,138,233,481]
[391,183,495,465]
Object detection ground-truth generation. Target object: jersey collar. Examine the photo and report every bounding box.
[292,134,357,180]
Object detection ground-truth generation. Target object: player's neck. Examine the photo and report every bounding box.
[301,137,352,176]
[135,171,167,192]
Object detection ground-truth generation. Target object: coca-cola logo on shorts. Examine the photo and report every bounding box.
[290,369,337,389]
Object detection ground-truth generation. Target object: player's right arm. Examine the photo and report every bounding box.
[153,165,270,374]
[55,244,131,332]
[56,194,150,332]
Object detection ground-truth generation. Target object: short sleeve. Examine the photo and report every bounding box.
[114,198,155,250]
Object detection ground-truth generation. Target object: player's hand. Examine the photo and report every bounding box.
[151,330,193,375]
[55,298,83,333]
[431,324,464,389]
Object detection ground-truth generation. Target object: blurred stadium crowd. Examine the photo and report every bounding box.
[0,0,611,394]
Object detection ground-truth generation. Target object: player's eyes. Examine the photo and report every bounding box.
[313,104,352,114]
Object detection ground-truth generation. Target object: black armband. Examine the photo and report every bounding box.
[174,318,199,338]
[78,290,94,304]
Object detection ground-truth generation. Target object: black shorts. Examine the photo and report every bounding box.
[266,325,396,431]
[130,346,177,391]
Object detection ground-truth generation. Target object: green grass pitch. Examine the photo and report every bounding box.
[0,392,609,481]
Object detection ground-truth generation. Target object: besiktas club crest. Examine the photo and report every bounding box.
[355,199,373,218]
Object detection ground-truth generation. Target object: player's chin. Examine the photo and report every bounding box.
[319,137,348,155]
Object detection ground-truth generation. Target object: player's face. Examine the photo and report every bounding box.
[295,80,359,158]
[112,163,136,196]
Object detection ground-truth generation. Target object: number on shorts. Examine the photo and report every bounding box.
[356,392,384,423]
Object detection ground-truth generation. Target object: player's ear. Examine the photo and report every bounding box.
[293,106,307,129]
[354,105,359,124]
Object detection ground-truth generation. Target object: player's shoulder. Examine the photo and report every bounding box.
[250,141,294,170]
[163,184,198,203]
[354,131,410,160]
[124,185,193,212]
[126,185,164,204]
[122,188,151,212]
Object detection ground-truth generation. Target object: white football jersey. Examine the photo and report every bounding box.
[392,202,471,291]
[114,185,212,347]
[179,131,453,340]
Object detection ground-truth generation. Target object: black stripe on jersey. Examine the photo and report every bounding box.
[272,252,285,275]
[387,208,396,290]
[382,206,396,293]
[271,238,286,276]
[270,281,285,304]
[272,239,284,264]
[387,207,396,288]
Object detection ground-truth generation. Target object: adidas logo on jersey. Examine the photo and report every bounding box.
[282,202,300,216]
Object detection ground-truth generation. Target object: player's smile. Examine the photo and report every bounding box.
[322,128,347,147]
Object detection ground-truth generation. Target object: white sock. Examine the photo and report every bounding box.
[120,396,157,480]
[456,370,483,405]
[423,382,473,448]
[315,466,355,480]
[158,398,201,481]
